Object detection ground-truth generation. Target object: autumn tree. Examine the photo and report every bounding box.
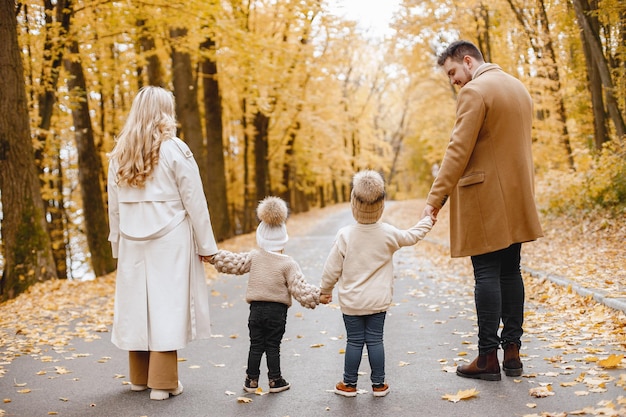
[0,0,57,300]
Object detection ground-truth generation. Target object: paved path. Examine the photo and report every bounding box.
[1,203,625,416]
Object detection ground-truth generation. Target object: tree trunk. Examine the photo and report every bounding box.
[136,19,165,88]
[254,111,270,202]
[572,0,626,140]
[200,36,232,241]
[0,0,57,300]
[35,0,71,278]
[575,0,610,149]
[170,28,209,189]
[64,40,116,277]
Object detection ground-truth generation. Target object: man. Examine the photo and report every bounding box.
[422,40,543,381]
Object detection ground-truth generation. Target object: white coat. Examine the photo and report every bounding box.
[107,137,218,351]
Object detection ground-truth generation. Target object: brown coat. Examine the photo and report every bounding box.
[426,64,543,257]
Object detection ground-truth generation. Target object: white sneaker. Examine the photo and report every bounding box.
[150,381,183,400]
[130,384,148,392]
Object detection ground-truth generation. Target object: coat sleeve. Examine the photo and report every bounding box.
[211,250,252,275]
[285,261,320,309]
[170,139,219,256]
[426,87,485,209]
[107,160,120,259]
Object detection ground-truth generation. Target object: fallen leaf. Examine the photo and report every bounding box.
[310,344,324,348]
[441,388,479,403]
[17,389,31,394]
[225,391,236,396]
[526,403,537,408]
[597,354,624,369]
[398,361,410,367]
[236,397,252,403]
[529,386,554,398]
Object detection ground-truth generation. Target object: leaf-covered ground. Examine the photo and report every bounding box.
[0,199,624,416]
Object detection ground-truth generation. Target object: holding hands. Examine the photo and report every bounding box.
[319,293,332,304]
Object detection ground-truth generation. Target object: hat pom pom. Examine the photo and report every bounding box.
[352,170,385,203]
[257,196,288,226]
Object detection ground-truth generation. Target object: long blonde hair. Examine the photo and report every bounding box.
[109,86,177,187]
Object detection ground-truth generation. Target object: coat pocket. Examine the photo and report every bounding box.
[458,172,485,187]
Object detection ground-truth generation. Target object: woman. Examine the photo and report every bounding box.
[107,86,218,400]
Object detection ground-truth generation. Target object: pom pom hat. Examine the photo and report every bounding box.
[256,196,289,251]
[351,170,385,224]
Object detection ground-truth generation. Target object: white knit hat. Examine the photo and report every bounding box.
[255,196,289,251]
[351,170,385,224]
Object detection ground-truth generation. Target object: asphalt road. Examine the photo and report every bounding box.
[1,203,624,417]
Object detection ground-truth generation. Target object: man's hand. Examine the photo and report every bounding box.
[422,204,439,224]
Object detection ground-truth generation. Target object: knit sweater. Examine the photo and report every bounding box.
[320,216,433,315]
[211,249,320,309]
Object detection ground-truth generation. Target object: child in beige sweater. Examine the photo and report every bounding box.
[209,196,325,394]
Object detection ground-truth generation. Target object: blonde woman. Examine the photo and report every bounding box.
[107,86,218,400]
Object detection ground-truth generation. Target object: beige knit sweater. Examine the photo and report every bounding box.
[211,249,320,309]
[320,216,433,315]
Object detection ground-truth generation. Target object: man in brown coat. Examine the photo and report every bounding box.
[422,40,543,381]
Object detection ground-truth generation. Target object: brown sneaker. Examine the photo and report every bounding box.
[334,381,357,397]
[372,383,389,397]
[456,350,501,381]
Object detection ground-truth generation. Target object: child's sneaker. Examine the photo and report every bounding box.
[243,376,259,393]
[269,377,290,393]
[372,383,389,397]
[334,381,357,397]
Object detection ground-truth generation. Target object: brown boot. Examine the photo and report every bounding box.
[456,349,501,381]
[502,343,523,377]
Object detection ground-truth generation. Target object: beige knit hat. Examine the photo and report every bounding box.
[256,196,289,251]
[351,170,385,224]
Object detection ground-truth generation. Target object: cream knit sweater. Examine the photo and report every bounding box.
[211,249,320,309]
[320,216,433,315]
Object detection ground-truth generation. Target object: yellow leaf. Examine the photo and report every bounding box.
[3,399,11,403]
[457,352,467,356]
[310,344,324,348]
[597,354,624,369]
[441,388,479,403]
[338,349,345,354]
[47,412,58,415]
[229,334,238,339]
[54,367,71,375]
[236,397,252,403]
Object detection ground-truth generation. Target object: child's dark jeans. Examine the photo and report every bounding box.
[246,301,288,380]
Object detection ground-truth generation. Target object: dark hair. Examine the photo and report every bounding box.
[437,40,484,66]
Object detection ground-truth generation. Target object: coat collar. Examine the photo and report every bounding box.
[472,63,501,80]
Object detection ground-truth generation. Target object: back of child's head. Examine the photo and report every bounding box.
[256,196,289,251]
[351,170,385,224]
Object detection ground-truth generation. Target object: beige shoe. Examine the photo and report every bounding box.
[130,384,148,392]
[150,381,183,400]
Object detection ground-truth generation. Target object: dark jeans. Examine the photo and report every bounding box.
[246,301,288,380]
[342,312,386,385]
[470,243,524,355]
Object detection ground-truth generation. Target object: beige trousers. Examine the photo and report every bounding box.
[129,350,178,390]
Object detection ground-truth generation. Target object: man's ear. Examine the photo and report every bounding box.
[463,55,473,69]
